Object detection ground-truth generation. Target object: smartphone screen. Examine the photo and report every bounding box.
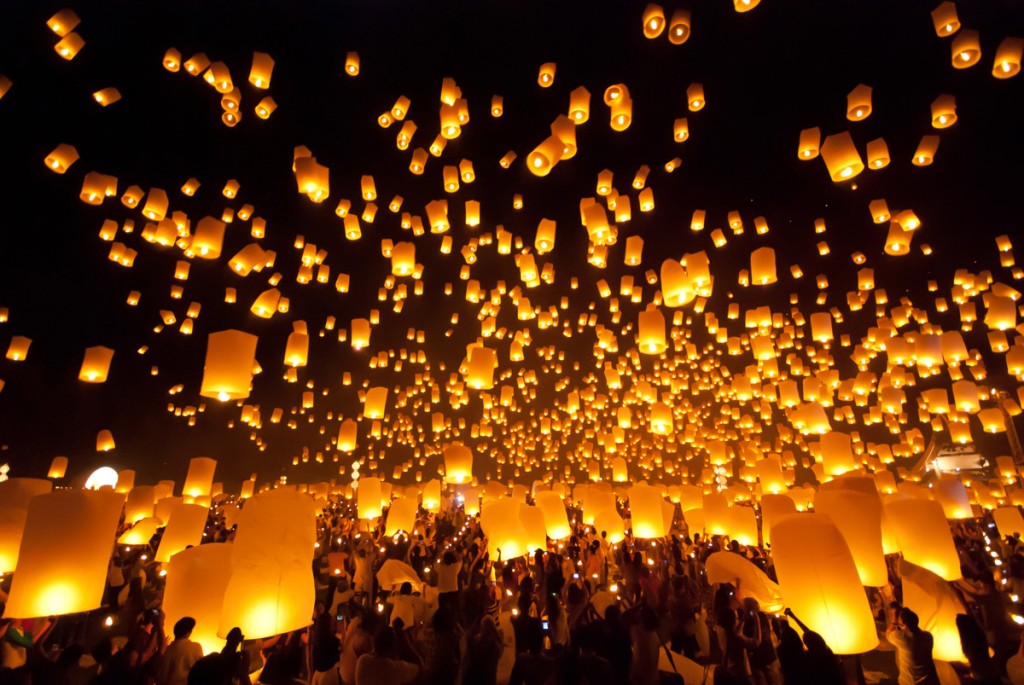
[542,620,550,630]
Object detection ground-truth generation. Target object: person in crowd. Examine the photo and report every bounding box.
[353,627,420,685]
[155,617,204,685]
[886,607,940,685]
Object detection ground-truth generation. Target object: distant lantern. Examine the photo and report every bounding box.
[47,457,68,479]
[443,444,473,484]
[771,514,878,654]
[54,32,85,60]
[660,259,696,307]
[465,346,498,389]
[350,318,371,349]
[92,87,121,106]
[734,0,760,12]
[95,429,116,452]
[255,96,277,119]
[667,9,692,44]
[568,86,591,123]
[537,62,556,87]
[820,132,864,181]
[912,135,940,166]
[673,118,690,142]
[47,9,80,36]
[930,94,957,128]
[951,29,981,68]
[163,48,182,71]
[44,144,78,174]
[4,490,124,618]
[686,82,705,111]
[183,52,210,76]
[638,305,668,355]
[200,330,258,401]
[6,336,30,361]
[993,37,1023,78]
[866,138,890,169]
[248,51,274,88]
[930,1,960,36]
[797,127,821,160]
[364,386,388,419]
[344,51,360,75]
[642,4,666,38]
[846,84,872,121]
[78,346,114,382]
[284,326,309,367]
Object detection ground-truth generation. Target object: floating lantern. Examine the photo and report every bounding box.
[96,429,116,452]
[642,4,666,38]
[200,330,258,401]
[248,51,274,88]
[163,544,234,654]
[54,32,85,60]
[884,498,961,580]
[771,514,878,654]
[820,132,864,181]
[155,503,209,562]
[444,443,473,484]
[44,144,78,174]
[951,29,981,69]
[686,82,705,111]
[846,84,872,121]
[815,489,887,586]
[537,62,556,87]
[629,484,667,538]
[183,457,217,500]
[797,127,821,160]
[47,457,68,479]
[0,479,53,573]
[78,346,114,382]
[667,9,692,44]
[993,37,1023,78]
[930,94,956,128]
[930,2,960,36]
[535,490,571,539]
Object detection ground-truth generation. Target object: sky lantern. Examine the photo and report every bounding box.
[759,493,797,546]
[4,490,124,618]
[899,559,967,663]
[219,489,317,639]
[54,32,85,60]
[44,144,78,174]
[846,84,872,121]
[642,4,666,38]
[443,443,473,484]
[6,336,31,361]
[163,544,234,654]
[820,431,856,476]
[47,457,68,479]
[931,475,973,519]
[47,8,80,36]
[885,498,961,580]
[357,477,383,519]
[686,82,705,111]
[465,345,498,389]
[116,470,135,495]
[284,323,309,367]
[993,37,1023,78]
[734,0,760,12]
[155,503,210,562]
[771,513,878,654]
[993,506,1024,537]
[750,247,777,285]
[951,29,981,68]
[930,94,957,128]
[820,132,864,181]
[930,1,959,36]
[667,9,691,44]
[0,479,52,573]
[183,457,217,500]
[629,484,667,538]
[200,330,257,401]
[537,62,556,87]
[118,517,160,546]
[78,345,114,382]
[95,429,116,452]
[638,305,668,354]
[797,127,821,160]
[249,51,274,88]
[815,489,887,586]
[535,490,572,539]
[124,486,156,523]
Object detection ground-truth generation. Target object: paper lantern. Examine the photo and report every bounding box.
[78,345,114,383]
[118,517,161,546]
[568,86,591,123]
[183,457,217,500]
[537,62,556,87]
[815,489,887,586]
[4,490,124,618]
[750,247,777,285]
[141,187,169,221]
[595,509,625,544]
[667,9,691,44]
[638,305,668,354]
[47,457,68,479]
[248,51,274,88]
[931,476,973,519]
[728,506,759,546]
[884,498,961,580]
[200,330,258,401]
[734,0,760,12]
[54,32,85,60]
[163,544,234,654]
[44,143,78,174]
[705,552,783,613]
[686,82,705,111]
[993,506,1024,537]
[0,479,53,573]
[6,336,31,361]
[124,486,157,524]
[284,327,309,368]
[642,4,666,38]
[846,84,872,121]
[759,493,797,547]
[771,514,878,654]
[219,489,318,639]
[703,492,731,535]
[797,127,821,160]
[912,135,940,166]
[930,1,959,36]
[820,431,856,476]
[0,74,11,100]
[191,217,227,258]
[465,346,498,389]
[384,496,418,536]
[899,559,966,663]
[480,498,530,560]
[993,37,1023,78]
[443,443,473,484]
[115,470,135,494]
[820,132,864,181]
[155,503,210,563]
[357,477,383,519]
[929,94,956,129]
[951,29,981,68]
[527,135,563,176]
[530,491,568,539]
[239,479,255,499]
[92,87,121,106]
[47,8,80,36]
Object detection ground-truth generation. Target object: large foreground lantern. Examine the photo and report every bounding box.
[535,490,571,539]
[357,477,383,519]
[0,479,53,573]
[771,513,878,654]
[899,559,967,663]
[629,484,667,538]
[759,493,797,547]
[219,489,318,639]
[5,490,124,617]
[705,552,783,613]
[163,544,234,654]
[815,489,887,586]
[884,498,961,581]
[155,503,210,563]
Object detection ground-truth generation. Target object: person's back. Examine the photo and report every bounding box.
[887,608,939,685]
[155,618,204,685]
[354,628,419,685]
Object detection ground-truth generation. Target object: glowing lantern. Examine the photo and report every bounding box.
[465,346,498,389]
[535,218,556,254]
[44,144,78,174]
[384,497,417,536]
[750,247,777,285]
[6,336,31,361]
[820,431,856,476]
[629,484,667,538]
[54,32,85,60]
[899,559,967,663]
[124,486,156,523]
[912,135,940,166]
[667,9,691,44]
[163,544,234,654]
[884,498,961,580]
[219,489,318,639]
[815,490,887,586]
[248,51,274,88]
[526,136,562,177]
[337,419,358,452]
[535,491,571,539]
[951,29,981,68]
[357,477,383,519]
[930,94,956,129]
[96,429,116,452]
[92,87,121,106]
[642,4,666,38]
[984,295,1016,330]
[686,82,705,111]
[797,127,821,160]
[771,514,878,654]
[568,86,591,124]
[78,346,114,382]
[4,490,124,617]
[930,2,960,36]
[443,443,473,484]
[344,51,360,75]
[47,9,80,36]
[809,311,833,342]
[734,0,760,12]
[0,479,52,573]
[200,330,257,401]
[759,493,797,546]
[192,217,227,258]
[931,476,973,519]
[284,325,309,367]
[994,506,1024,537]
[47,457,68,479]
[820,132,864,181]
[537,62,556,87]
[864,138,890,169]
[155,503,209,563]
[183,457,217,500]
[660,259,696,306]
[638,305,668,354]
[255,96,277,119]
[846,84,872,121]
[705,552,783,613]
[118,517,160,546]
[993,37,1023,78]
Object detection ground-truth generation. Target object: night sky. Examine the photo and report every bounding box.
[0,0,1022,491]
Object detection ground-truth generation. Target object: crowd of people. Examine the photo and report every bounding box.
[2,495,1024,685]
